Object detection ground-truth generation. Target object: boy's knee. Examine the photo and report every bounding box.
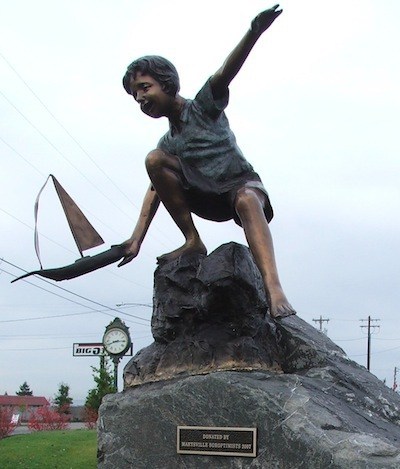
[235,187,262,213]
[145,149,181,174]
[145,149,166,171]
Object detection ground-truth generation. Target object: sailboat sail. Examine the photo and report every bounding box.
[12,174,124,283]
[51,175,104,255]
[34,175,104,267]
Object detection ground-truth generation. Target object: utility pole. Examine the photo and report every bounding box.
[312,315,330,334]
[360,315,380,371]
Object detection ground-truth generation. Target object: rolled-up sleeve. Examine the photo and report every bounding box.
[194,78,229,118]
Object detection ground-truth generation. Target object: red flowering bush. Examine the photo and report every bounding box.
[0,408,16,439]
[28,405,70,431]
[82,406,98,430]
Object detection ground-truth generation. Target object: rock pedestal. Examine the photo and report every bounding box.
[98,243,400,468]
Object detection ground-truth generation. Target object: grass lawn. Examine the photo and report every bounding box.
[0,429,97,469]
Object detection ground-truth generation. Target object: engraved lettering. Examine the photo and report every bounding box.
[203,433,223,440]
[177,426,256,457]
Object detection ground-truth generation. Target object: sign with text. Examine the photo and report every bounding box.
[177,426,257,457]
[73,343,104,356]
[73,343,133,357]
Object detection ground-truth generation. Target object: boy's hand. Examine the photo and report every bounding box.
[250,4,282,36]
[118,238,140,267]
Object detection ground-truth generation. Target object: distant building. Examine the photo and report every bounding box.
[70,405,85,422]
[0,394,50,422]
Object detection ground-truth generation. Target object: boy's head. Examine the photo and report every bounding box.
[123,55,180,97]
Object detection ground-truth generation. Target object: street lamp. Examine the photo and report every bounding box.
[102,317,132,391]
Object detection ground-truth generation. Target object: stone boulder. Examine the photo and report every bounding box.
[98,243,400,468]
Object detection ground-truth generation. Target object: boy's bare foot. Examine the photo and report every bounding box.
[157,240,207,264]
[270,302,296,319]
[268,289,296,319]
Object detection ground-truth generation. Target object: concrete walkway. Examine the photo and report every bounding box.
[11,422,88,435]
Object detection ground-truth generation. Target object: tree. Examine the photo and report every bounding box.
[0,408,17,439]
[53,383,73,414]
[16,381,33,396]
[85,356,115,412]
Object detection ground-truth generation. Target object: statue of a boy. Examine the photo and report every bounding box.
[119,4,295,319]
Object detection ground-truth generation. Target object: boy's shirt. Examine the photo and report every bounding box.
[157,79,255,184]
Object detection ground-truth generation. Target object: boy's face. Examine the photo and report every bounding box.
[129,72,173,119]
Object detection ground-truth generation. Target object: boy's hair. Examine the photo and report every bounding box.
[122,55,180,97]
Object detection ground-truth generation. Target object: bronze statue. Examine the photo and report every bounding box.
[119,5,295,319]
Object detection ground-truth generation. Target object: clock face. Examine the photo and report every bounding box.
[103,328,129,355]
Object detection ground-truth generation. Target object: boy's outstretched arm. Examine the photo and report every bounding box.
[210,4,282,98]
[118,184,160,267]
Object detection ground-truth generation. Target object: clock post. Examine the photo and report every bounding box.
[102,317,131,391]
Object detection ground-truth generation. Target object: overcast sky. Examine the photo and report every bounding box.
[1,0,399,404]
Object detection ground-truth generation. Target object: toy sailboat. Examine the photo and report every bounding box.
[12,175,125,283]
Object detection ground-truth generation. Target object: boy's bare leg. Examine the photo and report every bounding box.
[145,149,207,262]
[235,186,296,319]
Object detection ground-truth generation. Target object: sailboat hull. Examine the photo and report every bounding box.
[12,245,125,283]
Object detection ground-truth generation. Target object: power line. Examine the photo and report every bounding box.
[2,266,148,326]
[324,337,400,342]
[1,89,139,224]
[332,336,400,342]
[0,346,72,352]
[0,51,140,210]
[0,307,153,325]
[0,135,46,177]
[1,135,170,265]
[349,344,400,358]
[1,207,77,255]
[1,259,150,324]
[333,337,364,342]
[0,309,115,323]
[0,333,99,340]
[1,133,127,240]
[0,209,152,289]
[116,302,152,308]
[0,332,151,340]
[373,337,400,341]
[1,53,174,248]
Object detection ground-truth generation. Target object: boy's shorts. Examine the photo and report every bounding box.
[178,161,274,226]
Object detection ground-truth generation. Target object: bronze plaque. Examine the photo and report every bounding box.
[177,426,257,457]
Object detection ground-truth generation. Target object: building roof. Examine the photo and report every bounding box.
[0,395,50,407]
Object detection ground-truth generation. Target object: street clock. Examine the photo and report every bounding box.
[102,317,131,356]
